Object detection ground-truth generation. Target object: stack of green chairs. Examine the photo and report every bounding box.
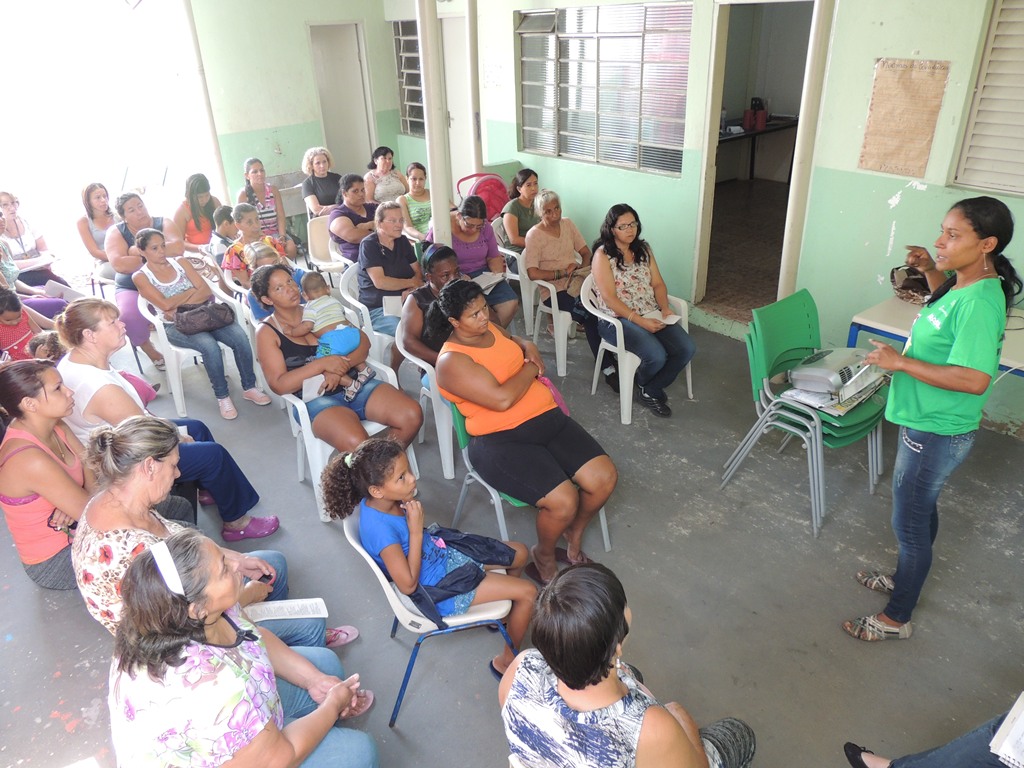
[448,402,611,552]
[721,289,887,536]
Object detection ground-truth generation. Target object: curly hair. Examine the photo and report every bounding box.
[320,437,405,520]
[114,528,213,679]
[301,147,334,176]
[422,279,484,350]
[250,263,292,308]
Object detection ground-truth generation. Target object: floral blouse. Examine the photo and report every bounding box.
[594,259,659,317]
[71,509,185,635]
[108,606,284,767]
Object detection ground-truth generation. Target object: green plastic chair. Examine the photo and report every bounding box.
[449,402,611,551]
[722,290,886,536]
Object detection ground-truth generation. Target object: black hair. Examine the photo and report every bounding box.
[368,146,394,170]
[114,192,143,219]
[593,203,650,268]
[458,195,488,221]
[508,168,537,200]
[336,173,365,205]
[184,173,215,232]
[114,528,213,679]
[927,196,1022,312]
[320,438,406,520]
[242,157,263,207]
[532,563,630,690]
[250,264,293,307]
[423,244,459,273]
[135,228,164,253]
[213,205,234,228]
[406,161,426,176]
[0,359,55,422]
[423,279,485,349]
[0,286,22,314]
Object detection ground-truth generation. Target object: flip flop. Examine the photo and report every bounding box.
[341,689,374,719]
[555,547,594,566]
[325,625,359,648]
[488,661,503,682]
[524,561,552,586]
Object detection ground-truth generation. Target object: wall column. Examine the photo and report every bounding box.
[417,0,453,245]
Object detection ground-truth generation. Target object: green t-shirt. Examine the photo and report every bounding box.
[500,198,541,253]
[885,278,1005,435]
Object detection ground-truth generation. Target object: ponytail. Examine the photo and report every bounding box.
[422,279,484,350]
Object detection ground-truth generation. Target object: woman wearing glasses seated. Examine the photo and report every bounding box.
[427,195,519,329]
[591,204,696,419]
[356,201,423,371]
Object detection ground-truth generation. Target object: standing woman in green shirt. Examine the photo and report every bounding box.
[844,196,1022,642]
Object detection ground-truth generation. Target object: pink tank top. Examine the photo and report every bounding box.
[0,426,84,564]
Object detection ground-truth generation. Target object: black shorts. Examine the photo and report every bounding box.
[468,407,607,505]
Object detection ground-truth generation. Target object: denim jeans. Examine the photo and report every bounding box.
[598,317,696,399]
[884,426,975,623]
[163,321,257,399]
[247,550,327,648]
[368,306,399,336]
[173,418,260,524]
[891,712,1004,768]
[276,647,380,768]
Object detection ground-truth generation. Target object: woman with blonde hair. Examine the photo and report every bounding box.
[301,147,342,218]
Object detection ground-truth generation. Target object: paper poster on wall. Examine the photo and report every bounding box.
[858,58,949,178]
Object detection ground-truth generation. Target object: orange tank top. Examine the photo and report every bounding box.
[438,324,555,435]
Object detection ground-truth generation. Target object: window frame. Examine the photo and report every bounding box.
[516,3,691,176]
[393,20,425,138]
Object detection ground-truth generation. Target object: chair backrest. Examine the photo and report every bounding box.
[578,274,609,320]
[307,215,330,264]
[342,507,436,632]
[394,319,436,384]
[338,263,373,329]
[750,289,820,381]
[448,401,471,451]
[492,216,511,249]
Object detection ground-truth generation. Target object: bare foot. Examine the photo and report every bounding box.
[530,545,557,583]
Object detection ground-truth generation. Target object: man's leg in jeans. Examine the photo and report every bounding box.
[892,712,1005,768]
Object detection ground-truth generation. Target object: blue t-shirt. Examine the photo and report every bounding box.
[358,499,458,613]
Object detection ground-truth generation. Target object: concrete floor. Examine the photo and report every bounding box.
[2,322,1022,768]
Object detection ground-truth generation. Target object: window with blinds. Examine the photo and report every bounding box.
[517,3,691,174]
[394,21,425,137]
[955,0,1024,194]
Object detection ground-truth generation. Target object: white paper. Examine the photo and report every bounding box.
[302,374,326,401]
[45,281,85,300]
[382,295,403,316]
[472,272,506,294]
[245,597,329,622]
[642,310,681,325]
[991,691,1024,767]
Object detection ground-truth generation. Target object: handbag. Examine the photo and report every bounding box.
[890,265,930,305]
[173,301,234,335]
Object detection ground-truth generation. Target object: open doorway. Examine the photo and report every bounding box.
[310,24,374,175]
[699,2,812,324]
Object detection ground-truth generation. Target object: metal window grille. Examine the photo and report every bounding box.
[517,3,691,174]
[394,20,425,138]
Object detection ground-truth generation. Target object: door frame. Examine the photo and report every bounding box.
[692,0,835,303]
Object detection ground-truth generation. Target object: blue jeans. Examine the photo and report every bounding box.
[598,317,696,400]
[247,550,327,648]
[277,647,380,768]
[368,307,399,336]
[163,321,257,399]
[173,418,260,524]
[884,426,975,623]
[891,712,1004,768]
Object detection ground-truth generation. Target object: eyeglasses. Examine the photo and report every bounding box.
[0,199,19,209]
[382,218,405,226]
[614,221,639,232]
[460,217,486,231]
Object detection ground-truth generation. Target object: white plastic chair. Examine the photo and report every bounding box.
[579,273,694,425]
[338,264,394,366]
[394,320,455,480]
[282,358,418,522]
[493,219,532,336]
[342,508,514,727]
[307,215,350,286]
[137,295,236,418]
[509,248,576,378]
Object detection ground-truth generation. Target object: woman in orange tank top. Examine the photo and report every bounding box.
[430,280,617,586]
